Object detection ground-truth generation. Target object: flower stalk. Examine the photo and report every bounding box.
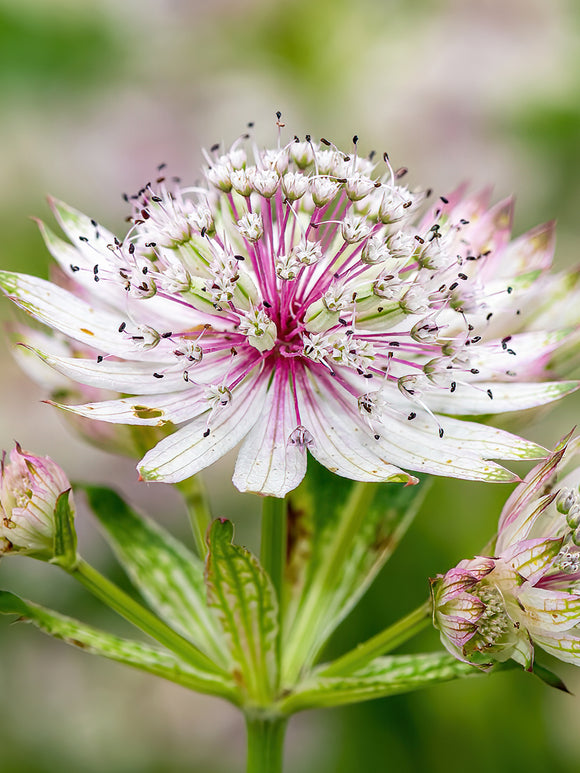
[245,714,288,773]
[319,600,432,677]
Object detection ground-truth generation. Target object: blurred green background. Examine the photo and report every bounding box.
[1,0,580,770]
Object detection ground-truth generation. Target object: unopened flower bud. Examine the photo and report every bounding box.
[0,445,74,561]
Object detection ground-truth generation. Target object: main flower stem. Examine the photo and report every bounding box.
[260,497,287,606]
[176,476,213,558]
[71,559,221,674]
[245,715,288,773]
[318,600,432,677]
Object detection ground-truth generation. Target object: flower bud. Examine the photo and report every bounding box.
[0,445,74,560]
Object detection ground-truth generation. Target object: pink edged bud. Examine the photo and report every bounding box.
[0,445,74,561]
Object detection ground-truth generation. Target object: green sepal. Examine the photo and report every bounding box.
[283,460,428,680]
[81,484,226,666]
[0,590,239,702]
[532,661,572,694]
[205,519,279,705]
[50,489,78,570]
[279,653,481,714]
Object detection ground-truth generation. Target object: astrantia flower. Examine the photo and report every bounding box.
[0,445,73,560]
[431,436,580,669]
[1,132,578,496]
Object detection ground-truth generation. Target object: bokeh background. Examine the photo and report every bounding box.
[1,0,580,770]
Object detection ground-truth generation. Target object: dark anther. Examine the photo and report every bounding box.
[152,196,163,203]
[402,201,412,209]
[210,143,220,152]
[79,236,89,243]
[383,151,389,162]
[118,322,126,332]
[234,254,245,261]
[276,110,282,119]
[353,135,358,144]
[449,282,458,291]
[161,332,172,338]
[97,355,103,363]
[439,428,444,438]
[487,389,493,399]
[153,372,164,379]
[395,167,408,179]
[486,312,493,321]
[128,243,135,255]
[338,317,348,326]
[374,434,380,440]
[183,371,189,381]
[389,341,400,347]
[305,134,312,143]
[363,373,373,379]
[70,264,80,272]
[200,227,207,238]
[507,286,513,294]
[263,300,272,308]
[440,196,449,204]
[507,348,516,355]
[407,412,416,420]
[93,265,99,274]
[458,273,468,280]
[470,368,479,374]
[203,429,210,437]
[122,193,129,202]
[414,235,425,244]
[91,219,98,228]
[450,382,456,392]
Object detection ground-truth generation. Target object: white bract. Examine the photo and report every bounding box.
[1,133,578,497]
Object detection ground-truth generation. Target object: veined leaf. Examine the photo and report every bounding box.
[205,519,278,704]
[283,459,428,680]
[82,485,226,666]
[0,590,238,702]
[279,652,480,713]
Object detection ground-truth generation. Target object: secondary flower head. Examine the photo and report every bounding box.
[1,126,578,496]
[0,445,73,560]
[431,436,580,669]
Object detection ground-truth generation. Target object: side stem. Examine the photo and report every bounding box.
[245,715,288,773]
[71,558,221,674]
[176,476,213,558]
[318,600,432,677]
[260,497,287,606]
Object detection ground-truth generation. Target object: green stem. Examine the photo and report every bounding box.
[318,600,432,677]
[176,476,213,558]
[260,497,287,606]
[245,714,288,773]
[71,559,221,674]
[282,481,377,682]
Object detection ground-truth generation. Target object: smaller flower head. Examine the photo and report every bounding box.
[431,435,580,670]
[0,445,74,560]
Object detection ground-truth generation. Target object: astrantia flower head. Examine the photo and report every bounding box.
[0,445,73,560]
[2,127,578,496]
[431,436,580,669]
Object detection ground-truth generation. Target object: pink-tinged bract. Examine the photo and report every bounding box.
[1,133,578,496]
[432,437,580,669]
[0,445,73,559]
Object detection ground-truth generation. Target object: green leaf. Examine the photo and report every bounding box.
[532,662,572,693]
[0,590,238,702]
[283,460,428,681]
[82,485,226,666]
[205,519,279,704]
[279,652,481,713]
[50,489,78,570]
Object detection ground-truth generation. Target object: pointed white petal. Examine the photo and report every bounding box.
[298,373,416,484]
[51,390,208,426]
[405,413,545,461]
[426,380,579,416]
[232,369,307,497]
[26,347,190,394]
[371,414,518,482]
[138,375,268,483]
